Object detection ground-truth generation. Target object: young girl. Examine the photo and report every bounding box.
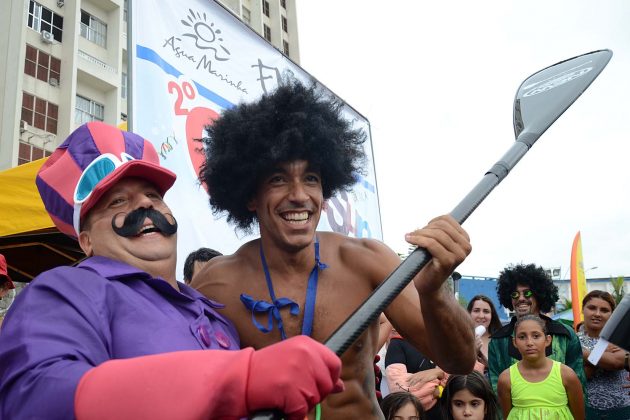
[497,315,585,420]
[380,392,424,420]
[441,371,500,420]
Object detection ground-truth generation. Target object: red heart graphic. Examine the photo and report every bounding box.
[185,106,219,193]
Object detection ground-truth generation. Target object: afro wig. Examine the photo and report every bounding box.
[496,263,559,313]
[199,78,367,231]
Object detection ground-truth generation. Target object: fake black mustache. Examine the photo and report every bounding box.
[111,207,178,238]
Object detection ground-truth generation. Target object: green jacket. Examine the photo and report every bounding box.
[487,314,587,398]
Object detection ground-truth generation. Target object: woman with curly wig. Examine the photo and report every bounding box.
[191,79,477,420]
[486,263,586,397]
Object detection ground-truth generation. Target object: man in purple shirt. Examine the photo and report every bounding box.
[0,122,342,419]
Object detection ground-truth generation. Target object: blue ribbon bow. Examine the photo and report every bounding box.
[240,294,300,340]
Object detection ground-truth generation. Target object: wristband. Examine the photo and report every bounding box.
[624,352,629,372]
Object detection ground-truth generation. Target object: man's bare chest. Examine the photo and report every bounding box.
[232,267,374,348]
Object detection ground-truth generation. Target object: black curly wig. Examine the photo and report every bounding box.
[199,78,367,232]
[496,263,559,313]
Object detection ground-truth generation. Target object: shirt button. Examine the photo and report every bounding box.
[216,330,231,349]
[198,326,211,347]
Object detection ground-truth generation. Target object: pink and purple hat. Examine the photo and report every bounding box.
[36,122,177,238]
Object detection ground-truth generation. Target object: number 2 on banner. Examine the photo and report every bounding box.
[168,81,195,116]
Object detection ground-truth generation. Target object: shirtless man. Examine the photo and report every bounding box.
[192,80,476,419]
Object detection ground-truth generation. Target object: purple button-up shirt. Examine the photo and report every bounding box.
[0,256,239,419]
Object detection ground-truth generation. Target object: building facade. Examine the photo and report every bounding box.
[554,277,628,305]
[0,0,299,170]
[458,274,630,322]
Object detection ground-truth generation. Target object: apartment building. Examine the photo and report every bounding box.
[0,0,300,170]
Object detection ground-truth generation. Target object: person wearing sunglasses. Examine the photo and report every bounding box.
[0,122,343,420]
[487,263,586,398]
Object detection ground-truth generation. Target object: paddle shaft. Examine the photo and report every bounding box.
[325,132,536,355]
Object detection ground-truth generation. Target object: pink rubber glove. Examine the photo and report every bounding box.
[76,349,256,419]
[246,336,344,419]
[75,336,342,419]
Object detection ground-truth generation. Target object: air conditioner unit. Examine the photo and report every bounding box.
[41,30,54,44]
[49,77,59,87]
[20,120,28,134]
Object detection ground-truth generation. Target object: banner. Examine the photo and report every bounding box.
[570,231,587,328]
[130,0,382,275]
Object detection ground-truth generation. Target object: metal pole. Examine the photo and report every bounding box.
[126,0,133,132]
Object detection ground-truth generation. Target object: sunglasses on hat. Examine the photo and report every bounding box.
[72,152,136,235]
[74,152,136,204]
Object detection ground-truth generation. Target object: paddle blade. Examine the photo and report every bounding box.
[514,49,612,140]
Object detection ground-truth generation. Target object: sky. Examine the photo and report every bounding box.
[295,1,630,279]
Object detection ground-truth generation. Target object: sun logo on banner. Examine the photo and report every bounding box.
[180,9,231,61]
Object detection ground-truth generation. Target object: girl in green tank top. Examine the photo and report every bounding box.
[496,315,585,420]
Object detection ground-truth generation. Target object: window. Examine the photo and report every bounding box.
[27,0,63,42]
[262,0,270,17]
[281,0,286,9]
[282,16,288,32]
[80,10,107,48]
[24,44,61,84]
[242,6,251,24]
[123,0,128,22]
[263,24,271,42]
[75,95,104,124]
[19,142,51,165]
[24,45,37,77]
[283,40,289,56]
[21,92,58,134]
[121,72,127,99]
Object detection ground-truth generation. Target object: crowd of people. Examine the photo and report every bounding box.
[377,263,630,420]
[0,79,628,419]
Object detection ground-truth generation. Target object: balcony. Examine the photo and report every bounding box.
[77,49,117,74]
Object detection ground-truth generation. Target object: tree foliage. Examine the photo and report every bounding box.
[610,275,626,305]
[560,297,572,311]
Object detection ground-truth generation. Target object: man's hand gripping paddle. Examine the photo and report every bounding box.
[251,49,612,420]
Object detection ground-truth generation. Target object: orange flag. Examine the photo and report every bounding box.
[570,231,587,329]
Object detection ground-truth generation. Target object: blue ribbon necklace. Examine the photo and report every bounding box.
[240,238,327,340]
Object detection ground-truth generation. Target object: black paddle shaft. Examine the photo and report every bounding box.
[326,134,534,354]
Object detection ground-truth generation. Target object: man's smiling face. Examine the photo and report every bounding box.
[248,160,323,253]
[511,284,540,318]
[78,177,177,272]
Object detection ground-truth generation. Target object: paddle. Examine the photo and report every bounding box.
[251,49,612,420]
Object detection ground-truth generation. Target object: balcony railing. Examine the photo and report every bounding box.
[77,49,117,74]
